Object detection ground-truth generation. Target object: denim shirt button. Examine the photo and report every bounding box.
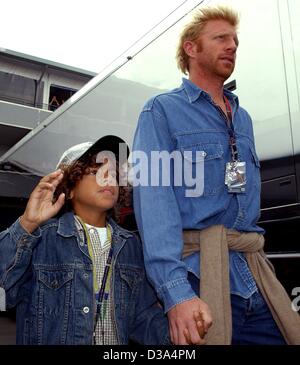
[83,306,90,314]
[83,273,89,279]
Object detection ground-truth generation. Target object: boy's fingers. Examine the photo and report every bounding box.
[51,172,64,187]
[40,170,63,183]
[193,311,206,338]
[35,182,55,193]
[196,320,205,338]
[36,171,64,195]
[52,193,65,211]
[200,309,213,333]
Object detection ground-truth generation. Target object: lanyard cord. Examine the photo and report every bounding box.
[76,216,113,329]
[223,95,239,162]
[95,248,113,332]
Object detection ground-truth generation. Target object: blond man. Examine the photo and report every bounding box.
[133,5,300,345]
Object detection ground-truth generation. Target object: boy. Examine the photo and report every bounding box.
[0,138,170,345]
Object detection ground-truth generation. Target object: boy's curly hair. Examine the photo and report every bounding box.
[53,152,125,220]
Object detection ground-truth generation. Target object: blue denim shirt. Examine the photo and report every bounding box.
[0,212,169,345]
[133,78,264,312]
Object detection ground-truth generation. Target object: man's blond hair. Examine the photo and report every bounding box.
[176,5,239,75]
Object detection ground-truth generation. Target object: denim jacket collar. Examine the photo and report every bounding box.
[57,212,78,237]
[56,211,133,240]
[182,77,239,107]
[108,217,133,240]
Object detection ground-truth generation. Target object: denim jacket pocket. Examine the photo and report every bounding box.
[118,265,143,318]
[38,268,74,290]
[36,266,74,344]
[181,142,225,196]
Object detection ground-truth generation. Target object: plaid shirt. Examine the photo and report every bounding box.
[75,217,119,345]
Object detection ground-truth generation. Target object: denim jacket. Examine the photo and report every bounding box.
[0,212,169,345]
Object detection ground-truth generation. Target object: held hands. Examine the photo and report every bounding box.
[167,297,213,345]
[184,311,207,345]
[20,170,65,233]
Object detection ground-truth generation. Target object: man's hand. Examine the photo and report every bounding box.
[167,297,212,345]
[20,170,65,233]
[184,311,206,344]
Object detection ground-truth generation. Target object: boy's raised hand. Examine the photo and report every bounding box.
[20,170,65,233]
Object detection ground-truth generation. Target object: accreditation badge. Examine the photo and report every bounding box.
[225,161,246,193]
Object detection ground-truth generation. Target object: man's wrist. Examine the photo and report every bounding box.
[158,278,197,313]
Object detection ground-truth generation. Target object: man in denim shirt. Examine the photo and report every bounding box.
[133,6,287,345]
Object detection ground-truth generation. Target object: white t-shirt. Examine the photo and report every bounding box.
[85,223,108,248]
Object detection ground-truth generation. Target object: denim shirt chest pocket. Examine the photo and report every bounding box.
[177,135,225,196]
[238,140,261,192]
[248,145,261,190]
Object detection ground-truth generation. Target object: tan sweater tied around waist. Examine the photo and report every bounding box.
[183,225,300,345]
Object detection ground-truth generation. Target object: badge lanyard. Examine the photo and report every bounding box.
[223,96,239,162]
[221,96,247,193]
[76,216,113,340]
